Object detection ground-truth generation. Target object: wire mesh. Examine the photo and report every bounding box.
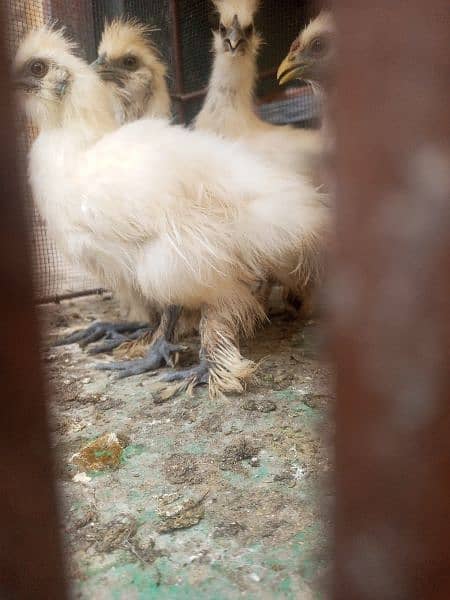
[6,0,100,302]
[7,0,321,302]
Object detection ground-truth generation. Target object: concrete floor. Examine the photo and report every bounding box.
[40,295,333,599]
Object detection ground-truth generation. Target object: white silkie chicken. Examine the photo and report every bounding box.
[14,27,328,398]
[277,11,337,319]
[195,0,327,316]
[195,0,323,183]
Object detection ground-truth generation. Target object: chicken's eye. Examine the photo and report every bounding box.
[122,55,138,70]
[310,37,328,54]
[30,59,48,78]
[244,24,254,37]
[219,23,227,36]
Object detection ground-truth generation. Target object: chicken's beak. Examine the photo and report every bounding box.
[277,52,306,85]
[91,59,123,85]
[225,15,245,52]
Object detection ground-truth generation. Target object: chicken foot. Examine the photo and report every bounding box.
[160,359,209,387]
[87,327,151,355]
[96,306,186,379]
[159,305,258,398]
[54,321,151,353]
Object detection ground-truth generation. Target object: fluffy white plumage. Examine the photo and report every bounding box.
[15,27,329,396]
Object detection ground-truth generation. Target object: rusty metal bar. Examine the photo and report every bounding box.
[168,0,186,123]
[333,2,450,599]
[170,86,206,104]
[38,287,106,305]
[0,6,68,600]
[169,66,281,104]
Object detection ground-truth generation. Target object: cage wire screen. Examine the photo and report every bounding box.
[7,0,320,302]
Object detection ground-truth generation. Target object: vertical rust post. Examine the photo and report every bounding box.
[0,7,67,600]
[333,2,450,599]
[168,0,186,123]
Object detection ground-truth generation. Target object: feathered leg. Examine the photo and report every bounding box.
[96,305,186,378]
[160,302,260,399]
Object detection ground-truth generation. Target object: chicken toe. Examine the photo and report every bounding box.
[87,327,150,354]
[54,321,150,351]
[160,360,209,386]
[96,337,187,379]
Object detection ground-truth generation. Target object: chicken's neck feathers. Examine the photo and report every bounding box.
[196,50,266,134]
[143,71,171,119]
[47,68,117,142]
[112,69,171,124]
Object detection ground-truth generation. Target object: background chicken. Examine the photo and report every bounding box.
[277,10,336,147]
[277,11,336,197]
[277,11,336,93]
[58,18,174,353]
[93,17,171,124]
[195,0,323,184]
[195,0,328,317]
[15,26,329,398]
[93,17,202,350]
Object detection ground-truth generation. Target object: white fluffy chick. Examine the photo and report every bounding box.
[195,0,323,183]
[93,17,171,124]
[15,27,328,398]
